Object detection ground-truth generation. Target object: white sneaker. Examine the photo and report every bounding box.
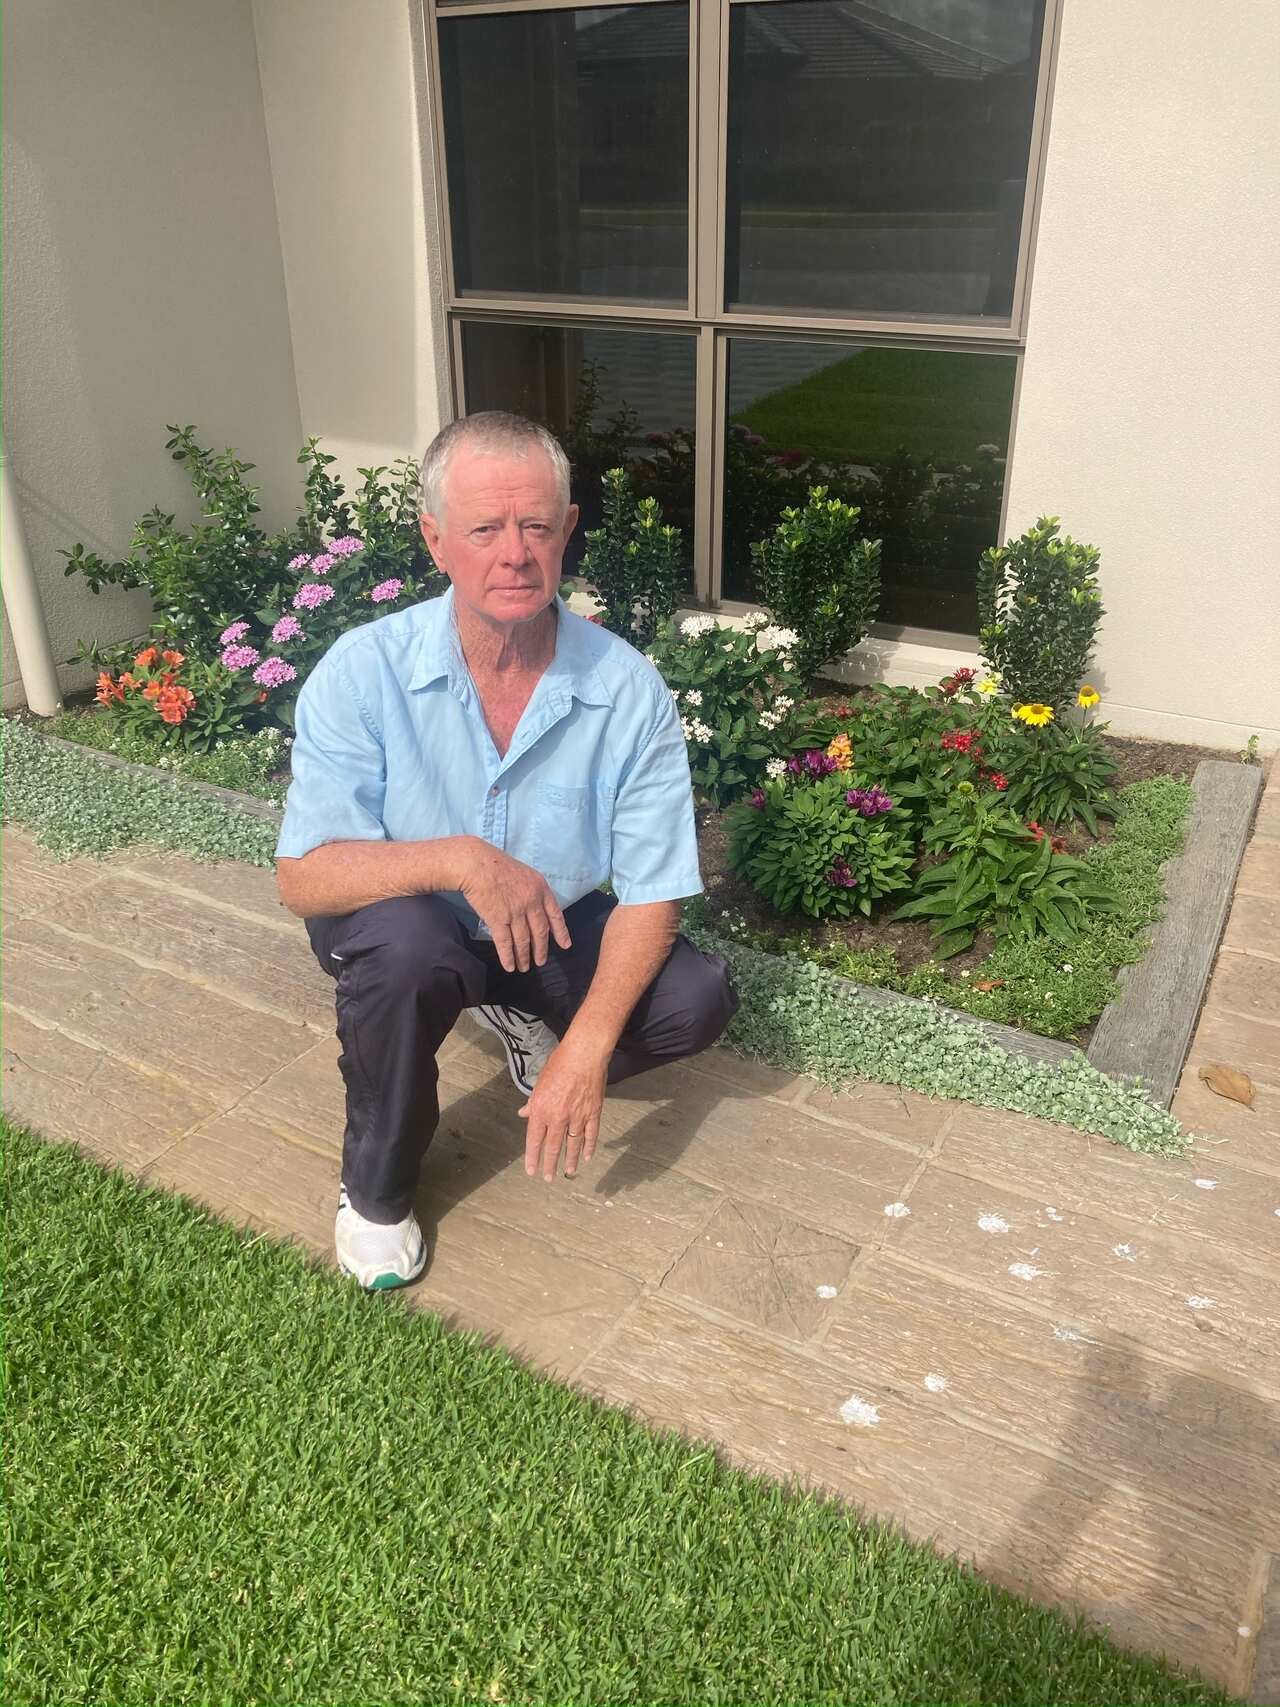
[470,1004,557,1096]
[335,1185,427,1291]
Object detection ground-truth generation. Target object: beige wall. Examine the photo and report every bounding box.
[2,0,303,709]
[1002,0,1280,749]
[251,0,450,493]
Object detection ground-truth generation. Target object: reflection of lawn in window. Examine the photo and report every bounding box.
[735,347,1016,466]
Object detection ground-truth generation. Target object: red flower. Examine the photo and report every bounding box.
[133,646,159,669]
[142,680,162,702]
[157,683,195,724]
[161,649,185,666]
[989,771,1008,791]
[952,666,977,686]
[941,729,982,755]
[95,671,124,706]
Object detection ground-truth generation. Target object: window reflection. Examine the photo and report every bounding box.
[721,339,1017,631]
[725,0,1044,320]
[440,5,689,303]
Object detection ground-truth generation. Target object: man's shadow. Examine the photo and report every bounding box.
[900,1324,1275,1703]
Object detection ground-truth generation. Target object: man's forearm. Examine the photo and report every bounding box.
[276,837,476,918]
[563,900,681,1058]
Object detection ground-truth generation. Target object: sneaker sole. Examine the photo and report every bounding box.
[338,1249,428,1292]
[472,1003,538,1095]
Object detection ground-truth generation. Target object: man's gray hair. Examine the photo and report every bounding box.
[420,412,571,520]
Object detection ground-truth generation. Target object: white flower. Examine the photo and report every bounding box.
[758,710,782,731]
[691,720,713,743]
[765,758,787,779]
[680,615,716,639]
[775,696,794,712]
[741,610,770,631]
[684,689,703,706]
[723,642,735,652]
[1061,963,1073,974]
[975,675,1001,697]
[679,718,693,740]
[757,625,799,653]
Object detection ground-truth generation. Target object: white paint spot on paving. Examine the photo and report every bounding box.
[978,1213,1010,1234]
[1044,1207,1064,1222]
[838,1395,880,1427]
[1008,1262,1043,1281]
[1053,1325,1082,1342]
[815,1284,838,1299]
[883,1201,911,1219]
[1112,1243,1137,1261]
[1239,1625,1253,1639]
[1186,1295,1216,1310]
[1193,1178,1218,1191]
[923,1373,948,1393]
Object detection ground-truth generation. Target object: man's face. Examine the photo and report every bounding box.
[420,444,578,630]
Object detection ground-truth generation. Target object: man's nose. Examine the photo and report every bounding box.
[495,522,529,567]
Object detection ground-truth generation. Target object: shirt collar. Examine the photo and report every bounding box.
[407,585,614,707]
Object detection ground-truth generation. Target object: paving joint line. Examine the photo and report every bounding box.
[108,858,304,937]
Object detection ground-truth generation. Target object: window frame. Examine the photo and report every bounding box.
[420,0,1062,636]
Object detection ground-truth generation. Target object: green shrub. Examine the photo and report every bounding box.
[63,426,438,658]
[580,467,685,647]
[726,774,915,919]
[995,715,1118,833]
[976,516,1104,710]
[646,613,805,807]
[750,486,881,682]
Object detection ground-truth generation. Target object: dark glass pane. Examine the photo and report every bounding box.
[725,0,1044,320]
[440,6,689,303]
[460,321,697,577]
[721,339,1016,631]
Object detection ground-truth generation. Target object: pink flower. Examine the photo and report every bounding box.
[287,554,313,571]
[370,578,404,603]
[221,643,261,671]
[293,582,335,610]
[309,553,337,575]
[329,535,363,556]
[218,620,250,645]
[252,657,298,689]
[272,614,304,644]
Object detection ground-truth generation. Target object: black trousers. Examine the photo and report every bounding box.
[306,891,738,1222]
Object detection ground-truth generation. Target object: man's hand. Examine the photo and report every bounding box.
[459,842,572,972]
[518,1034,609,1181]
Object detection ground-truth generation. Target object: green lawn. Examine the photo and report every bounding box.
[4,1120,1231,1706]
[736,346,1017,465]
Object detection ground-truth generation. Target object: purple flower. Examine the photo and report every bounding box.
[287,553,313,571]
[309,553,337,575]
[218,620,250,645]
[845,786,895,817]
[221,643,260,671]
[329,535,363,556]
[293,582,335,610]
[787,749,838,780]
[748,787,766,810]
[370,578,404,603]
[271,614,304,644]
[252,657,298,689]
[826,857,858,889]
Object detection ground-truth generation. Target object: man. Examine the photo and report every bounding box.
[276,411,738,1291]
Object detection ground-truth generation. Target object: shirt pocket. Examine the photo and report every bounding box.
[528,781,609,883]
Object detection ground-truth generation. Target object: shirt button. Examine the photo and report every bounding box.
[490,785,499,795]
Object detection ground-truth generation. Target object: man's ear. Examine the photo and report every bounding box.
[420,512,446,572]
[562,503,580,544]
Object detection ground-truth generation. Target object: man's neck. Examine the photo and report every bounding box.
[454,597,558,680]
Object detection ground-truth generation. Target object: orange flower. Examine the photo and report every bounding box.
[119,671,137,690]
[157,684,195,724]
[161,649,185,667]
[134,646,159,669]
[95,671,124,706]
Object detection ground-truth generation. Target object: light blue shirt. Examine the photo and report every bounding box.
[276,587,703,930]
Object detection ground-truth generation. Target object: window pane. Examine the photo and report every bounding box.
[440,6,689,303]
[725,0,1044,321]
[459,321,697,575]
[721,339,1016,632]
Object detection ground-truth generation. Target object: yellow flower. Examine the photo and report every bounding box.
[1077,685,1100,709]
[975,676,1000,697]
[825,732,854,771]
[1014,703,1055,727]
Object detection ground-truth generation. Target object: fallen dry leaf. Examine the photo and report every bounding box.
[1197,1063,1256,1108]
[975,978,1005,992]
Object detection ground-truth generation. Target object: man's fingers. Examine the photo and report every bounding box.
[528,907,552,968]
[510,915,533,974]
[491,920,516,974]
[542,1123,567,1182]
[544,894,572,952]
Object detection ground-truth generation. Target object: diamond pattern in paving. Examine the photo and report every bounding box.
[3,809,1278,1700]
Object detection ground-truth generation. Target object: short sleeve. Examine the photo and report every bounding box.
[609,687,703,906]
[275,653,389,860]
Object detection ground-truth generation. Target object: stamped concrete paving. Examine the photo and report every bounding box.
[4,772,1279,1700]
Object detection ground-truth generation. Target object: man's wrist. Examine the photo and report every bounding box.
[561,1007,622,1062]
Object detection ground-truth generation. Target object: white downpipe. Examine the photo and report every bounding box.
[1,438,63,715]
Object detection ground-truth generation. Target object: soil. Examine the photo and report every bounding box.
[699,693,1236,977]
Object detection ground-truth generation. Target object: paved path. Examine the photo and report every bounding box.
[4,766,1278,1699]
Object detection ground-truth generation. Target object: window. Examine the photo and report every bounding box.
[426,0,1055,636]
